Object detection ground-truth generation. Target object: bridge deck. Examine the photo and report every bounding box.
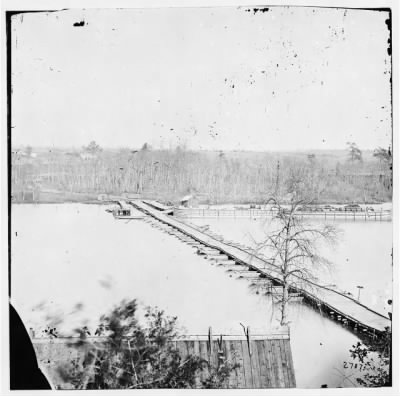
[131,200,390,335]
[142,199,174,213]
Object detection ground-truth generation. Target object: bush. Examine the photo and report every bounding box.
[348,328,391,387]
[57,300,238,389]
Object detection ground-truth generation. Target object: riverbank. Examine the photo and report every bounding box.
[11,190,104,204]
[10,188,392,207]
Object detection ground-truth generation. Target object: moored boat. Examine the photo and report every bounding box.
[112,207,145,219]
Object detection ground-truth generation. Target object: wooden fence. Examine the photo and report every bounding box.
[174,208,391,221]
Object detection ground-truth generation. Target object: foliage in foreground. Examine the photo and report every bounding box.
[57,300,238,389]
[348,328,392,387]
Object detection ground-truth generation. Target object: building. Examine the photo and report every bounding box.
[180,194,193,207]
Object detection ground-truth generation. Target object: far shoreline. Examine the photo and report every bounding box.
[10,195,392,208]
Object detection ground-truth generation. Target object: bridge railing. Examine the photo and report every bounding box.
[174,208,391,221]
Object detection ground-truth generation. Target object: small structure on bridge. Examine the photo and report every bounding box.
[180,194,194,207]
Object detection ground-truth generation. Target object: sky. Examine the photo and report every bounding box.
[11,6,392,151]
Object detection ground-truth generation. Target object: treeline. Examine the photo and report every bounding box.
[11,145,392,204]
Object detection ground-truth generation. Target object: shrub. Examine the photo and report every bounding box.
[57,300,238,389]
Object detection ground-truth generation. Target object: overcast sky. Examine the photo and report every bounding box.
[11,6,391,151]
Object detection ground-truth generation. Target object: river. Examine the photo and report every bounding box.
[183,215,392,315]
[10,203,392,388]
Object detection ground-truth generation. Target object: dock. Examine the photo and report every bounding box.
[33,332,296,389]
[130,200,391,336]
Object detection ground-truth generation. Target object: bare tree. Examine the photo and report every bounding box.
[83,141,103,155]
[25,145,33,157]
[347,142,363,163]
[141,142,151,151]
[11,147,392,203]
[373,146,391,164]
[257,196,338,326]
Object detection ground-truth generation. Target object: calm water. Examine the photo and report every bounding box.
[186,216,393,315]
[11,204,391,388]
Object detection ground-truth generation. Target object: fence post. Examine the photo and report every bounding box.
[208,326,213,361]
[247,326,252,356]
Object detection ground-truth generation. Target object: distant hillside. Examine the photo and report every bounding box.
[11,146,392,204]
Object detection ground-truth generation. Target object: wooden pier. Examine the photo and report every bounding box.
[33,332,296,389]
[130,200,391,337]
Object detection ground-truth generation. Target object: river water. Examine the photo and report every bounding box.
[184,215,393,315]
[11,204,392,388]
